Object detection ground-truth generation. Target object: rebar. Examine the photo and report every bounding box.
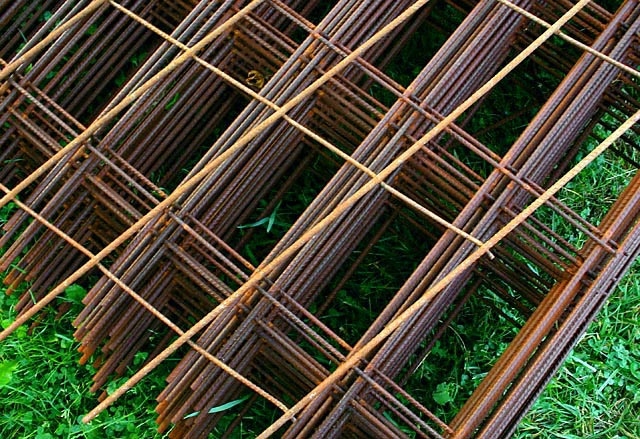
[1,0,639,438]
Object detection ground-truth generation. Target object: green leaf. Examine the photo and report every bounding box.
[244,244,257,266]
[165,93,180,111]
[432,383,452,405]
[115,71,126,87]
[184,395,250,419]
[65,284,87,303]
[15,326,27,340]
[86,24,98,36]
[237,201,282,233]
[382,411,400,427]
[43,11,53,21]
[130,51,147,67]
[237,217,270,229]
[207,395,250,413]
[0,360,19,387]
[55,333,75,348]
[630,362,640,380]
[266,200,282,233]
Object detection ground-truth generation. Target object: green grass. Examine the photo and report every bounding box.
[0,285,171,439]
[1,265,637,438]
[515,266,640,439]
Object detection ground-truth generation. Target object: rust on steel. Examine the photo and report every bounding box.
[1,0,639,438]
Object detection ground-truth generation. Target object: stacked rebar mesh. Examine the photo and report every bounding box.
[1,0,639,437]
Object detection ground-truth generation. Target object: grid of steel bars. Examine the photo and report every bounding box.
[1,0,639,437]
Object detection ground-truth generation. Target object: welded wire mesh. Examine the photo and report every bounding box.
[1,0,639,438]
